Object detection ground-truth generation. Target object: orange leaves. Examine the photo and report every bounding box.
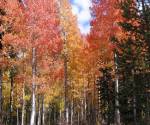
[23,0,62,54]
[88,0,123,69]
[0,0,64,100]
[1,0,28,51]
[0,56,9,68]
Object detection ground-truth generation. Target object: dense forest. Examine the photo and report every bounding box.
[0,0,150,125]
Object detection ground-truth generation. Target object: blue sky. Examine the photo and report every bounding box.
[70,0,91,34]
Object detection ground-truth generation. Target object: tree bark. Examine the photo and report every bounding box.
[49,108,51,125]
[70,100,73,125]
[133,93,137,125]
[81,99,84,123]
[64,55,68,124]
[132,71,137,125]
[30,48,36,125]
[37,96,41,125]
[10,71,14,125]
[63,31,68,125]
[66,106,69,125]
[115,76,121,125]
[146,92,150,125]
[21,84,25,125]
[59,109,62,124]
[84,82,87,124]
[78,111,80,125]
[17,107,19,125]
[42,96,45,125]
[114,53,121,125]
[0,70,2,123]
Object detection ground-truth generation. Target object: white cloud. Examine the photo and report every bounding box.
[79,23,90,34]
[71,0,91,34]
[78,9,91,23]
[72,5,79,15]
[73,0,91,10]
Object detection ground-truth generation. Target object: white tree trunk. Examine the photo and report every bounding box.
[114,53,121,125]
[84,82,87,124]
[10,73,14,125]
[37,103,41,125]
[59,109,62,125]
[81,99,84,122]
[66,107,69,125]
[115,76,121,125]
[0,70,2,123]
[42,97,45,125]
[64,54,68,125]
[17,108,19,125]
[21,85,25,125]
[63,30,69,125]
[70,101,73,125]
[30,48,36,125]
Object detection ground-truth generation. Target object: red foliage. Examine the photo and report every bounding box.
[88,0,123,68]
[23,0,62,55]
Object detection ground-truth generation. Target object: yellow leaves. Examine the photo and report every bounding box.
[24,95,31,101]
[59,0,82,46]
[59,99,64,111]
[44,82,63,105]
[71,89,80,99]
[3,81,10,107]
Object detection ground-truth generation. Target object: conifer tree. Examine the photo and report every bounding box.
[112,0,150,124]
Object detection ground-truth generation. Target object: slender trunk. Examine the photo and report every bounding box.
[146,92,150,124]
[21,51,26,125]
[30,83,36,125]
[132,71,137,125]
[26,108,28,125]
[64,55,69,125]
[70,101,73,125]
[107,101,111,125]
[17,107,19,125]
[66,107,69,125]
[42,96,45,125]
[0,70,2,123]
[81,99,84,122]
[114,53,121,125]
[21,85,25,125]
[30,48,36,125]
[84,82,87,124]
[115,76,121,125]
[10,72,14,125]
[59,108,62,125]
[78,111,80,125]
[93,77,97,125]
[63,31,68,125]
[49,108,51,125]
[53,107,56,124]
[93,77,96,118]
[133,94,137,125]
[64,54,68,125]
[37,97,41,125]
